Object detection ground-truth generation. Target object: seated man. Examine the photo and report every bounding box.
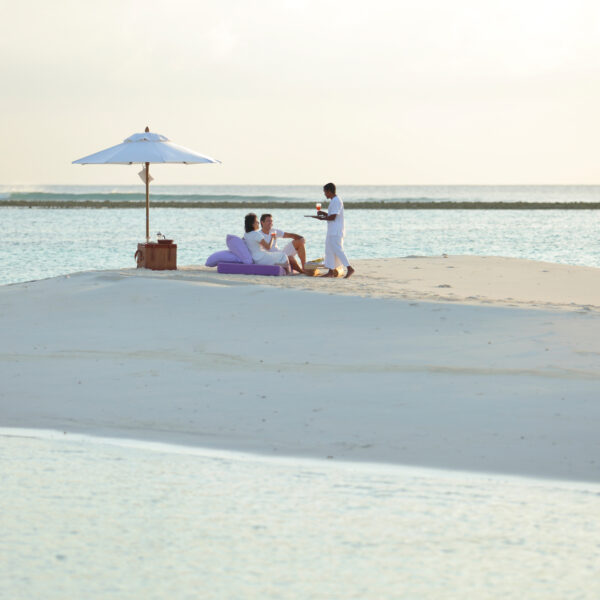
[243,213,291,273]
[259,213,306,273]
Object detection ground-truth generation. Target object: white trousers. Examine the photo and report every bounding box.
[255,250,288,266]
[325,235,349,269]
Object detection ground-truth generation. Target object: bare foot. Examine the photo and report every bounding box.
[320,270,337,277]
[344,266,355,279]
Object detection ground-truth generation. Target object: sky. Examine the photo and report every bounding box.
[1,0,599,185]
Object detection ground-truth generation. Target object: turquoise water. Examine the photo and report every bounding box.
[2,204,599,286]
[1,185,600,285]
[1,430,599,600]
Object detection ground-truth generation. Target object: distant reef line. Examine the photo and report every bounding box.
[2,200,600,210]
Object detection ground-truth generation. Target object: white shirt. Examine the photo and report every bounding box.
[243,230,268,262]
[327,195,345,237]
[260,228,284,252]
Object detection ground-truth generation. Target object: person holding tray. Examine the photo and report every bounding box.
[313,183,355,279]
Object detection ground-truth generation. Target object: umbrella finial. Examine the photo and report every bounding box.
[145,126,150,132]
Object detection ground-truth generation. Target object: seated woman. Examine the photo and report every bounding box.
[243,213,291,272]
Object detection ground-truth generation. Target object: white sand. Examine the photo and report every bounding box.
[1,256,599,482]
[189,255,600,311]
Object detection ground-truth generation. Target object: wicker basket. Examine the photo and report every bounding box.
[304,259,343,277]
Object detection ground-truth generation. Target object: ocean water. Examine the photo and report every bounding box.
[1,185,599,285]
[2,184,600,206]
[1,430,599,600]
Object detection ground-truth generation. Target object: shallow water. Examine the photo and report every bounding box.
[2,206,599,286]
[1,430,599,599]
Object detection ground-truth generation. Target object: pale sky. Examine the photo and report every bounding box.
[1,0,599,185]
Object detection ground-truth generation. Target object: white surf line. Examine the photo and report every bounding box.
[1,426,599,492]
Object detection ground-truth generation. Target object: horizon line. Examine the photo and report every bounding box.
[2,183,600,187]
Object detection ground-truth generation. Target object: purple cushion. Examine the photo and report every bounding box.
[205,250,243,267]
[217,262,287,276]
[226,234,253,264]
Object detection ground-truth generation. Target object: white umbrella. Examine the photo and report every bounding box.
[73,127,220,241]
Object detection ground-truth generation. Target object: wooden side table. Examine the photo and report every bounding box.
[135,241,177,270]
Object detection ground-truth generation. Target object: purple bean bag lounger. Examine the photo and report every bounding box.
[217,262,287,276]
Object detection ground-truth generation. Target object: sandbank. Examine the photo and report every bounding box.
[1,256,599,482]
[187,255,600,311]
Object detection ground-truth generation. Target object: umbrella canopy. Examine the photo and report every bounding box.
[73,127,220,241]
[73,131,220,165]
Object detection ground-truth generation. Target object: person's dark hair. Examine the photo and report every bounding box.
[260,213,272,224]
[244,212,257,233]
[323,182,336,195]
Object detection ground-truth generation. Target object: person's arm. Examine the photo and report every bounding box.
[258,230,277,250]
[259,236,275,250]
[316,210,336,221]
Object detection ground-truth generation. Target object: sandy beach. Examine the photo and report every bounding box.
[2,255,599,482]
[196,255,600,310]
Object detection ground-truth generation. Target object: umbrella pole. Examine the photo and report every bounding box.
[145,162,150,242]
